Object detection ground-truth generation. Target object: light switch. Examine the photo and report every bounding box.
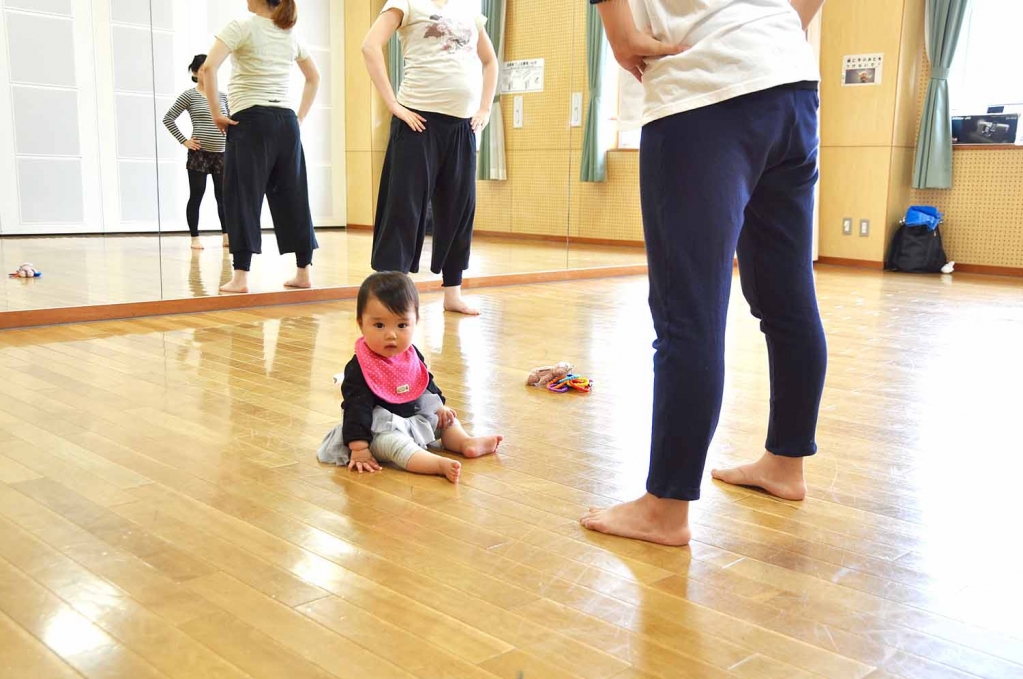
[513,96,523,128]
[570,92,583,127]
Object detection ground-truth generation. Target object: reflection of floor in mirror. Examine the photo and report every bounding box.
[0,229,647,311]
[2,271,1022,679]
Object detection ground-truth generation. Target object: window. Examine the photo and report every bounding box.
[949,1,1023,115]
[601,53,641,149]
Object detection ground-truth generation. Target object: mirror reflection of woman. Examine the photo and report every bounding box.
[163,55,230,250]
[201,0,320,294]
[362,0,499,316]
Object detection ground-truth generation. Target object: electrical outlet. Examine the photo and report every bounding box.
[570,92,583,127]
[513,96,523,128]
[842,218,853,236]
[859,219,870,237]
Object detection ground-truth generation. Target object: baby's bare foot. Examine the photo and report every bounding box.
[439,458,461,484]
[711,452,807,501]
[581,493,691,546]
[463,435,502,458]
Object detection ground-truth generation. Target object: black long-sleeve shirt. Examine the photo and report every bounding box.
[341,346,445,445]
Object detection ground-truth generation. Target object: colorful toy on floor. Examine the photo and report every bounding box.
[9,262,41,278]
[546,374,593,394]
[526,362,573,388]
[526,363,593,394]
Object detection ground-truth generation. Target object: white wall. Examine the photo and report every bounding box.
[0,0,346,235]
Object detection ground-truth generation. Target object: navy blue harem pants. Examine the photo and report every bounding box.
[372,109,477,287]
[640,83,827,501]
[223,106,317,272]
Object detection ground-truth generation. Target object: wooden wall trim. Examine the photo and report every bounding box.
[344,224,647,248]
[0,265,648,330]
[815,257,886,270]
[952,263,1023,278]
[815,257,1022,278]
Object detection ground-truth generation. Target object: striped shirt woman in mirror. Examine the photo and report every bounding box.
[163,54,231,251]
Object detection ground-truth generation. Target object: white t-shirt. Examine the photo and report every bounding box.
[217,15,310,115]
[382,0,487,119]
[618,0,819,128]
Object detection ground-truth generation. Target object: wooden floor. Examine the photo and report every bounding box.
[0,268,1022,679]
[0,230,647,312]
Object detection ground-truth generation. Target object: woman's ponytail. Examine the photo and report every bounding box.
[270,0,297,30]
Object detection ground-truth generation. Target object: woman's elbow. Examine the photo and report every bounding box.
[361,39,381,60]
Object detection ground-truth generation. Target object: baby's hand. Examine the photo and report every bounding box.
[436,406,457,429]
[348,444,381,474]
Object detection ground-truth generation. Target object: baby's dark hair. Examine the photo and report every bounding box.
[357,272,419,322]
[188,54,207,74]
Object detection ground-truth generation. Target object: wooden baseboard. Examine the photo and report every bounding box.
[815,257,885,270]
[952,263,1023,278]
[815,257,1022,278]
[0,264,648,330]
[343,224,646,248]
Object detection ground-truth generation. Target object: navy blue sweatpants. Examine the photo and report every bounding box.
[640,83,827,502]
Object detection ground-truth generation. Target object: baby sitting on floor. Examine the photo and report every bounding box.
[317,272,502,483]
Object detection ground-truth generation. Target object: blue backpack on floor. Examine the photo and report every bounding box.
[885,206,948,274]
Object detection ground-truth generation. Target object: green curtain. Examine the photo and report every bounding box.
[580,3,607,182]
[913,0,970,189]
[477,0,506,181]
[387,35,403,92]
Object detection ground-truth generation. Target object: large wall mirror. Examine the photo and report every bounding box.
[0,0,648,326]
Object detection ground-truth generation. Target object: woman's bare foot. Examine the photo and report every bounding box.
[191,237,204,250]
[581,493,691,546]
[219,270,249,294]
[462,435,502,459]
[222,233,230,248]
[438,457,462,484]
[443,286,479,316]
[284,266,312,289]
[711,451,807,501]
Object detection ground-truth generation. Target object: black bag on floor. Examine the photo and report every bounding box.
[885,206,948,273]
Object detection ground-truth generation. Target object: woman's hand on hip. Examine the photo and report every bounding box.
[471,107,491,132]
[213,114,238,134]
[390,102,426,132]
[612,30,688,82]
[598,0,687,84]
[183,138,201,151]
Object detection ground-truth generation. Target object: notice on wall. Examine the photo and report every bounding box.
[500,59,544,94]
[842,53,884,86]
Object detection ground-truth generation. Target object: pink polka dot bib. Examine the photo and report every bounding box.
[354,337,429,404]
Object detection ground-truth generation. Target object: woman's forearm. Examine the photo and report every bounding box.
[201,67,221,121]
[479,59,498,111]
[362,45,398,110]
[595,0,640,50]
[297,78,319,122]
